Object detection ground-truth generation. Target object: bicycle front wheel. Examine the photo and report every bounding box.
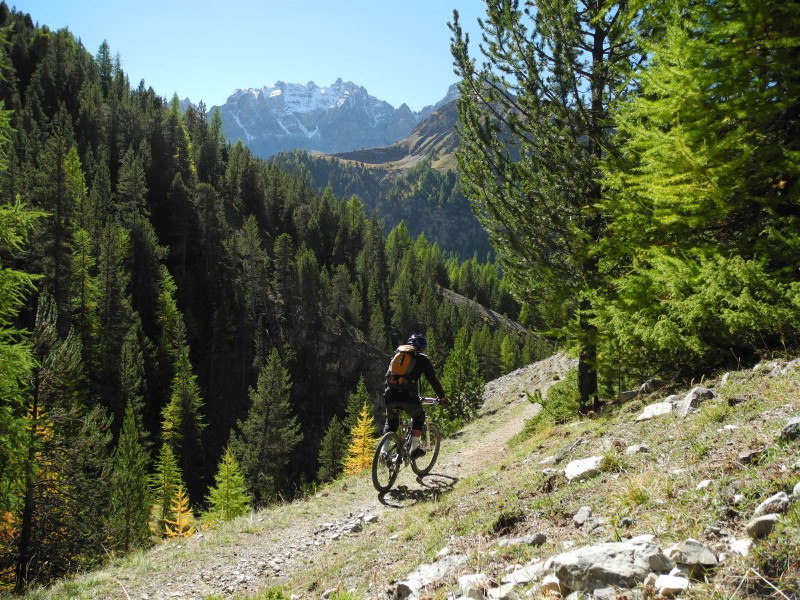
[411,422,440,476]
[372,432,401,493]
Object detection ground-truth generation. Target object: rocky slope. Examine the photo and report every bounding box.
[19,355,800,600]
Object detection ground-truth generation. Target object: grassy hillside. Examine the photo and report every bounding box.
[11,354,800,600]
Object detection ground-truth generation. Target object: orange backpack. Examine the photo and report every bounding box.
[387,344,417,388]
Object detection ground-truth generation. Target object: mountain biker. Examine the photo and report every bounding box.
[383,333,448,458]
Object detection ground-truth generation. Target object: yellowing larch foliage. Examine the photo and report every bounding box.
[343,402,377,475]
[164,486,195,539]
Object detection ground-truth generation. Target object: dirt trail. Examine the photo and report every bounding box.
[86,355,576,600]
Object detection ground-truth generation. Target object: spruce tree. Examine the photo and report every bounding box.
[316,415,347,483]
[108,401,151,553]
[441,328,485,426]
[231,349,303,504]
[343,403,377,475]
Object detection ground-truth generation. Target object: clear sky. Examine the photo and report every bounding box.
[14,1,489,112]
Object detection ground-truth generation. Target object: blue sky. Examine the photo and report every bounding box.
[15,1,489,112]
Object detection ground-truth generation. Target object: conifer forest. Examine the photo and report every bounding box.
[1,0,799,591]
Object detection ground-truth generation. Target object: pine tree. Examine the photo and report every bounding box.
[451,0,640,412]
[316,415,347,483]
[205,447,251,523]
[108,401,151,553]
[230,349,303,504]
[343,403,377,475]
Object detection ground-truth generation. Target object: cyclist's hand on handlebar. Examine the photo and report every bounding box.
[438,396,450,407]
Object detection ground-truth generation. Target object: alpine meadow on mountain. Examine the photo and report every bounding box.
[1,0,799,596]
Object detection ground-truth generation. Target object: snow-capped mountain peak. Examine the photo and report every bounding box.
[211,79,424,158]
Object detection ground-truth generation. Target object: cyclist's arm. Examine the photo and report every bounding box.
[420,354,446,399]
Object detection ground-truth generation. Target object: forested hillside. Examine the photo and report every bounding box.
[0,5,545,590]
[271,150,491,260]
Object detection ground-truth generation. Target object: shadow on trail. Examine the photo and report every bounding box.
[378,472,459,508]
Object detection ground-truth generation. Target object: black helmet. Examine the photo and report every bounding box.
[407,333,427,351]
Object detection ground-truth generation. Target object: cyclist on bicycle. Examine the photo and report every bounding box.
[383,333,448,458]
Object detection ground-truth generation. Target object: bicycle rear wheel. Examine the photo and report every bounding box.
[372,432,401,493]
[411,422,440,476]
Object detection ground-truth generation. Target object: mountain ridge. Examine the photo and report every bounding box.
[208,80,458,159]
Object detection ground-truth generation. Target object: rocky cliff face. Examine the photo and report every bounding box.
[212,79,422,158]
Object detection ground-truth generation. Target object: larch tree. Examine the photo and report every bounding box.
[598,0,800,376]
[450,0,640,411]
[150,443,184,536]
[343,402,377,476]
[204,447,251,523]
[161,345,207,502]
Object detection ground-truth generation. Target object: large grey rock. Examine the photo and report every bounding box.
[677,386,717,418]
[551,541,674,593]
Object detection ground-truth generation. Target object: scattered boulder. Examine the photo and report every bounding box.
[780,416,800,442]
[746,514,780,539]
[395,554,469,599]
[498,532,547,548]
[573,506,593,527]
[565,456,603,482]
[635,401,673,422]
[626,444,650,454]
[753,492,791,516]
[539,573,561,595]
[655,573,690,597]
[677,386,717,418]
[459,573,489,599]
[793,481,800,499]
[618,389,639,401]
[664,539,718,577]
[551,541,674,594]
[639,378,664,394]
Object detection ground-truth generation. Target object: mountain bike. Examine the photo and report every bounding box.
[371,397,442,493]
